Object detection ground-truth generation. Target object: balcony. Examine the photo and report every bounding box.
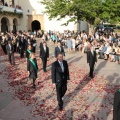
[0,5,23,16]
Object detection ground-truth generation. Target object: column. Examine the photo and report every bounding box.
[0,23,1,32]
[9,18,13,32]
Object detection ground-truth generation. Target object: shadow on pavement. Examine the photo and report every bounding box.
[68,56,83,65]
[89,73,120,120]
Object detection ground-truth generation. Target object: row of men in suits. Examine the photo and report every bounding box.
[2,35,98,111]
[39,40,65,72]
[0,34,37,58]
[52,45,97,111]
[2,35,119,116]
[38,40,97,111]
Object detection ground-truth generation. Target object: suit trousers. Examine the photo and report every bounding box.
[89,64,94,77]
[8,53,15,64]
[42,57,47,71]
[20,49,24,58]
[2,45,7,54]
[113,91,120,120]
[56,82,67,107]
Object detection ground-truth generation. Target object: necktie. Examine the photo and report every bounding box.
[60,62,64,72]
[9,44,11,51]
[91,51,94,56]
[44,47,46,52]
[59,47,61,52]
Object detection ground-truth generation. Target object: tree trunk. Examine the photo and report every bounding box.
[88,23,95,36]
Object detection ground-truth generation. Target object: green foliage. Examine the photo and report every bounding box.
[94,18,101,27]
[41,0,120,26]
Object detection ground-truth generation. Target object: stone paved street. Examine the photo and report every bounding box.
[0,38,120,120]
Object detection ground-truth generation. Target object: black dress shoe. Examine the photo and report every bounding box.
[12,63,15,65]
[32,84,36,88]
[90,76,94,79]
[59,106,63,111]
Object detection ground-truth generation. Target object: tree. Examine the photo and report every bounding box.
[41,0,120,34]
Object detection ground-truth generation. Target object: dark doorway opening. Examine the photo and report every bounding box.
[1,17,9,32]
[1,0,4,5]
[12,0,14,7]
[31,20,41,32]
[13,18,17,33]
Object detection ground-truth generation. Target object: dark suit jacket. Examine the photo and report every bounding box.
[19,40,26,51]
[52,60,70,85]
[40,46,49,58]
[87,50,97,66]
[27,58,38,79]
[28,58,38,72]
[113,90,120,120]
[54,46,65,58]
[6,44,14,54]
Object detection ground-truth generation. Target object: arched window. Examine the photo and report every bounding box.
[1,17,9,32]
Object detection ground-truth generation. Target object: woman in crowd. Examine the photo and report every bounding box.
[26,45,32,77]
[66,37,72,53]
[51,33,57,44]
[28,52,38,88]
[109,44,120,64]
[104,43,113,60]
[115,46,120,64]
[82,39,88,53]
[72,36,76,52]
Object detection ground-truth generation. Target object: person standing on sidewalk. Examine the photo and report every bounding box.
[6,40,15,65]
[51,53,70,111]
[39,39,45,64]
[40,42,49,72]
[28,52,38,88]
[54,41,65,58]
[87,45,97,79]
[26,45,33,78]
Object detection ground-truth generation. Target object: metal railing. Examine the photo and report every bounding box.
[0,5,23,14]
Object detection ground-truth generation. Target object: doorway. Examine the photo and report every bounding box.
[1,17,9,32]
[31,20,41,32]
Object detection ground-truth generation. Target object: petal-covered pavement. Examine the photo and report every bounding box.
[0,45,120,120]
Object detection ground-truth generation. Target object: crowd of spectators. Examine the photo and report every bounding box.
[40,29,120,64]
[0,0,22,9]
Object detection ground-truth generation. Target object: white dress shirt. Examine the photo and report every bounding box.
[44,46,46,52]
[58,60,64,72]
[59,47,61,51]
[91,50,95,56]
[9,44,11,51]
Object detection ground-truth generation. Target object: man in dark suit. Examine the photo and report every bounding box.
[25,38,32,52]
[113,90,120,120]
[39,39,44,51]
[52,53,70,111]
[19,37,25,58]
[6,40,15,65]
[40,42,49,72]
[87,45,97,78]
[54,41,65,58]
[39,39,45,64]
[31,35,37,53]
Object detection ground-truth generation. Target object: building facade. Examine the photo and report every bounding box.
[0,0,88,33]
